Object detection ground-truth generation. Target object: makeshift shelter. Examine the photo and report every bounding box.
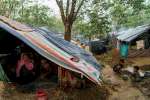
[117,25,150,59]
[111,25,150,59]
[0,16,101,85]
[117,25,150,43]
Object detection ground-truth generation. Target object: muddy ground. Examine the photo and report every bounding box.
[0,81,109,100]
[96,50,150,100]
[0,50,149,100]
[102,65,149,100]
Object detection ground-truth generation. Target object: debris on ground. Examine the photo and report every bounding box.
[102,65,147,100]
[134,78,150,98]
[128,49,150,58]
[0,81,110,100]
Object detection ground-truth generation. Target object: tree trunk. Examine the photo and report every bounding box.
[64,23,72,41]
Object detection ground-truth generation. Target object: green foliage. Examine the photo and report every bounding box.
[0,0,150,39]
[73,0,111,39]
[111,2,128,29]
[125,0,145,14]
[0,0,20,18]
[17,5,52,26]
[0,0,64,32]
[73,0,150,39]
[110,0,150,29]
[89,0,111,37]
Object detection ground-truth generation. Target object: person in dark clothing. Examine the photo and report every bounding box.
[40,59,52,80]
[132,66,142,82]
[113,59,125,74]
[16,53,36,84]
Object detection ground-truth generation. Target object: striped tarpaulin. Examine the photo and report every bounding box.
[0,16,101,84]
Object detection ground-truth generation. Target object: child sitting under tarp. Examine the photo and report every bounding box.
[16,53,36,84]
[40,59,52,80]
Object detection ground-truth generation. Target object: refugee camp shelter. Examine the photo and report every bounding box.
[117,25,150,49]
[0,16,101,85]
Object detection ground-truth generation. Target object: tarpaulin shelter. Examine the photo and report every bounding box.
[0,16,101,85]
[116,25,150,58]
[117,25,150,42]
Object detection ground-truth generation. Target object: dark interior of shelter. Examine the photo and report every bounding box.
[130,30,150,49]
[0,28,58,85]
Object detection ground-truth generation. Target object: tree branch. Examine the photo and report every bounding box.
[56,0,66,24]
[69,0,76,23]
[73,0,85,21]
[66,0,70,17]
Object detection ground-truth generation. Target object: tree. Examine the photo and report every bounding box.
[0,0,20,18]
[55,0,86,41]
[0,0,67,33]
[88,0,111,38]
[123,0,145,15]
[17,5,52,26]
[110,0,146,30]
[110,0,129,30]
[73,0,111,40]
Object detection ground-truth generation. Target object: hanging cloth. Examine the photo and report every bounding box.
[0,64,10,82]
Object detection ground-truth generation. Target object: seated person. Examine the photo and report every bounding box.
[113,59,125,73]
[16,53,36,84]
[80,43,86,49]
[132,66,142,82]
[69,72,86,89]
[40,59,52,80]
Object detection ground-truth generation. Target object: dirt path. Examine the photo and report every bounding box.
[128,57,150,66]
[102,65,147,100]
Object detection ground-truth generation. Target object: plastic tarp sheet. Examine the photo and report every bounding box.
[37,28,100,70]
[0,16,101,84]
[117,25,150,42]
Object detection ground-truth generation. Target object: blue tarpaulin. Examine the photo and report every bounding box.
[0,16,101,84]
[117,25,150,42]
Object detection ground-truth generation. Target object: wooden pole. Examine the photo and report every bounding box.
[58,66,62,88]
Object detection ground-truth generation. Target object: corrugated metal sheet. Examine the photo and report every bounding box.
[117,25,150,42]
[0,16,101,84]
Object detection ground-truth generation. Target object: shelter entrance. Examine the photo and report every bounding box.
[0,26,92,90]
[0,28,59,85]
